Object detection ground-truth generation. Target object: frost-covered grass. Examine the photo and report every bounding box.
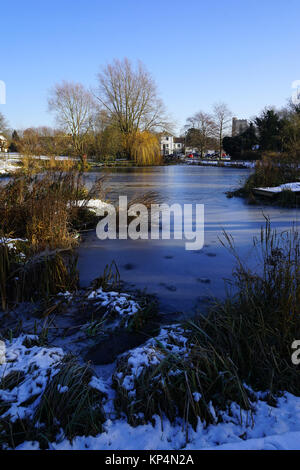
[1,252,300,451]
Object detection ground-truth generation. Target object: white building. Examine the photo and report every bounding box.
[0,135,8,152]
[160,135,184,156]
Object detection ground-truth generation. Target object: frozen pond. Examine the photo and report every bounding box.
[78,165,300,318]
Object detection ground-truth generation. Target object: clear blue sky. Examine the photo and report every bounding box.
[1,0,300,133]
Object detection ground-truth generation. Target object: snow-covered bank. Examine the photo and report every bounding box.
[77,199,111,216]
[0,159,21,175]
[50,391,300,450]
[254,182,300,195]
[0,335,66,424]
[186,160,256,169]
[1,330,300,450]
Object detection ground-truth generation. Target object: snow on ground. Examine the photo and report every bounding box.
[186,160,256,168]
[77,199,111,216]
[1,331,300,450]
[0,335,65,423]
[87,287,140,327]
[0,160,21,175]
[0,237,28,261]
[44,390,300,450]
[115,325,188,397]
[0,237,27,249]
[255,182,300,193]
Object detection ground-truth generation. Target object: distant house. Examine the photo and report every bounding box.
[160,134,184,156]
[0,135,8,152]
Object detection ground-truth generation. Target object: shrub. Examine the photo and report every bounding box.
[237,153,300,197]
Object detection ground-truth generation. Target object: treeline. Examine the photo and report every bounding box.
[4,125,129,160]
[184,100,300,161]
[223,101,300,160]
[184,103,232,158]
[2,57,300,164]
[0,58,172,165]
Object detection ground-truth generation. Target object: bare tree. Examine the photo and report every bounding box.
[48,81,96,157]
[184,111,215,157]
[213,102,232,158]
[96,58,171,136]
[0,112,9,136]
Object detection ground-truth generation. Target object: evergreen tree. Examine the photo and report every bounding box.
[255,109,283,152]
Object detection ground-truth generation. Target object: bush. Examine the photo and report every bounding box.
[237,153,300,197]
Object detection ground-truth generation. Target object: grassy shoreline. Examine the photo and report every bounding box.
[228,155,300,207]
[0,171,300,448]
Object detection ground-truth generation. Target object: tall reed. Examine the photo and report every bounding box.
[114,219,300,427]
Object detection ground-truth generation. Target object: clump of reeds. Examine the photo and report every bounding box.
[18,156,86,175]
[0,358,105,449]
[114,328,252,428]
[0,171,106,308]
[236,153,300,198]
[43,157,78,172]
[0,171,106,249]
[18,155,41,174]
[113,191,163,231]
[114,219,300,428]
[0,244,78,310]
[90,261,121,292]
[204,218,300,394]
[34,358,105,445]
